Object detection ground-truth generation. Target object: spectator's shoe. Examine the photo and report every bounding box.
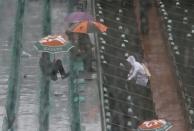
[61,72,70,79]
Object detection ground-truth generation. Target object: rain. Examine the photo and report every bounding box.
[0,0,194,131]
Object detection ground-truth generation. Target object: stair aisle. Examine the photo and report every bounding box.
[16,1,42,131]
[0,0,17,129]
[49,1,70,130]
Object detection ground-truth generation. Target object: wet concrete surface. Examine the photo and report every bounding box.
[0,0,17,129]
[0,1,101,131]
[135,0,189,130]
[1,0,191,130]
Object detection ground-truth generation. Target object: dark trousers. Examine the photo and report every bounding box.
[50,59,66,81]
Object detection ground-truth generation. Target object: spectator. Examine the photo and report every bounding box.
[66,31,82,60]
[126,55,151,86]
[66,31,94,72]
[127,55,146,80]
[39,52,69,81]
[39,52,52,77]
[78,33,94,72]
[51,59,69,80]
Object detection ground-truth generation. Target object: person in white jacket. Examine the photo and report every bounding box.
[127,55,146,80]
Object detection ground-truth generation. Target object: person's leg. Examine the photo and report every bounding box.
[56,59,69,79]
[85,49,95,72]
[50,62,58,81]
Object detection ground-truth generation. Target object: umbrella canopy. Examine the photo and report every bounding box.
[34,35,74,54]
[138,119,173,131]
[69,20,108,33]
[65,11,94,23]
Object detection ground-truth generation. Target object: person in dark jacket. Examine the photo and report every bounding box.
[51,59,69,80]
[66,31,94,72]
[39,52,52,77]
[78,33,94,72]
[39,52,69,81]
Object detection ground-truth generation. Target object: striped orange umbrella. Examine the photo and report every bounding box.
[138,119,173,131]
[34,34,74,54]
[69,20,108,33]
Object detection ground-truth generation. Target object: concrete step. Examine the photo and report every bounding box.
[0,78,8,85]
[17,114,38,131]
[0,106,6,130]
[16,0,47,130]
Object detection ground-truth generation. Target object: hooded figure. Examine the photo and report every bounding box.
[127,56,146,81]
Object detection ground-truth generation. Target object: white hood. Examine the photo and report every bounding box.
[126,56,136,66]
[127,55,146,80]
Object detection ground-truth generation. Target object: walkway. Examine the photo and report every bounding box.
[0,1,101,131]
[135,1,189,131]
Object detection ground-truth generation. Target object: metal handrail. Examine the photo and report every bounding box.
[3,0,26,130]
[88,0,107,131]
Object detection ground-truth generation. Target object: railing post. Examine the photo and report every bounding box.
[66,0,85,129]
[3,0,26,131]
[68,55,84,131]
[38,0,51,131]
[89,0,107,130]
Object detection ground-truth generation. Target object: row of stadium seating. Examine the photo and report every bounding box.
[157,0,194,129]
[95,0,156,130]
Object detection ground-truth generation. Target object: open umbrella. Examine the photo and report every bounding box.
[65,11,94,23]
[69,20,108,33]
[34,34,74,54]
[138,119,173,131]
